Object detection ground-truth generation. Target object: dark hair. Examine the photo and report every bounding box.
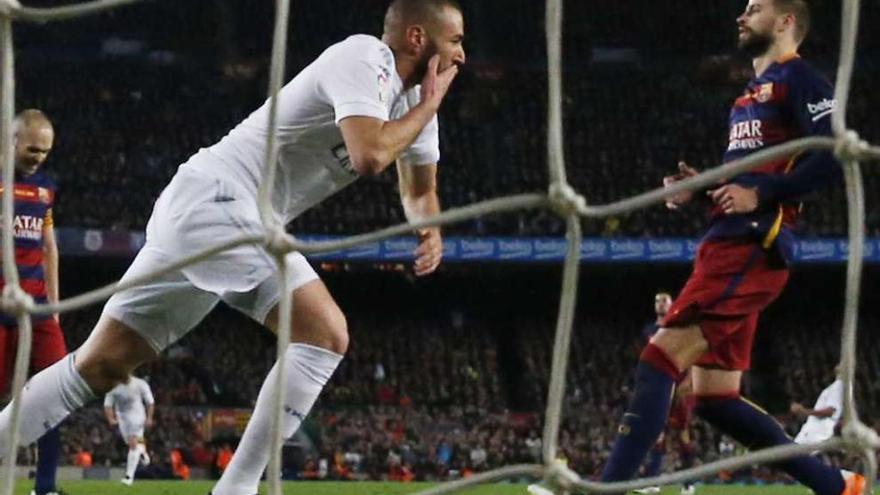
[384,0,462,33]
[773,0,810,42]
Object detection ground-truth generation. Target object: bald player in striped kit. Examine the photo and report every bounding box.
[0,109,67,495]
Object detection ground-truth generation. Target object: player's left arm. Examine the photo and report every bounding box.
[42,209,60,320]
[753,67,842,207]
[145,403,155,428]
[397,160,442,276]
[711,68,841,214]
[809,406,836,418]
[143,382,156,428]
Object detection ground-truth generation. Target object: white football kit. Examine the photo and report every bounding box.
[105,377,155,439]
[794,378,843,444]
[103,35,439,351]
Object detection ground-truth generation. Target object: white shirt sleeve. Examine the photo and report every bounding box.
[103,392,114,408]
[318,39,393,124]
[140,380,155,406]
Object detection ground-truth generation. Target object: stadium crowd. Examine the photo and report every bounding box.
[5,0,880,486]
[30,266,878,482]
[13,1,880,237]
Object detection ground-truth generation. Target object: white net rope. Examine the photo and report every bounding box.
[0,0,879,494]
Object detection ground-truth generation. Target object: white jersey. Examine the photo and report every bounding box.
[795,378,843,444]
[188,34,440,223]
[104,377,155,425]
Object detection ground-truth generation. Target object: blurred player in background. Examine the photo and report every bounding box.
[104,374,154,486]
[0,1,464,495]
[791,365,843,445]
[599,1,865,494]
[0,109,66,495]
[635,293,696,495]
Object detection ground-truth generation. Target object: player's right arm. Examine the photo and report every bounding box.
[663,161,700,209]
[338,55,457,176]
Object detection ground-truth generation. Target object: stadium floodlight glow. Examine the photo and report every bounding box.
[1,0,879,493]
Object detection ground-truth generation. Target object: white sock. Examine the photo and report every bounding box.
[125,448,139,480]
[0,354,94,452]
[213,343,342,495]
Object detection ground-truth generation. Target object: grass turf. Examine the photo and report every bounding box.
[11,481,880,495]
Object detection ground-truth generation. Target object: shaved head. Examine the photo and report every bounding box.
[772,0,810,43]
[383,0,462,37]
[381,0,465,87]
[13,109,54,176]
[14,108,53,135]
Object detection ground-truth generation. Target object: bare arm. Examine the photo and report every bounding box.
[42,218,59,319]
[398,162,442,276]
[804,406,836,418]
[145,403,155,428]
[105,406,117,426]
[663,162,700,209]
[339,55,457,176]
[790,402,836,418]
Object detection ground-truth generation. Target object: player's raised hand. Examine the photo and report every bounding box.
[413,227,442,276]
[707,183,758,214]
[420,55,459,112]
[663,161,700,209]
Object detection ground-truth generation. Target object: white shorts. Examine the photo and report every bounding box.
[794,426,834,445]
[103,163,319,352]
[119,419,145,440]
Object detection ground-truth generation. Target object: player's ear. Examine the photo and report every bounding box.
[405,24,428,53]
[779,12,796,34]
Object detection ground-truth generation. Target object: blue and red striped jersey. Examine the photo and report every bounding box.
[704,54,839,265]
[0,170,56,324]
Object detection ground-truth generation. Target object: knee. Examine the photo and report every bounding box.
[648,325,708,368]
[319,306,349,355]
[293,304,349,355]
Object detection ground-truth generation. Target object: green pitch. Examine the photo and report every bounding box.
[10,481,880,495]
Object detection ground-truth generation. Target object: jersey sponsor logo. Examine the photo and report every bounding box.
[12,214,44,241]
[727,119,764,151]
[807,98,835,122]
